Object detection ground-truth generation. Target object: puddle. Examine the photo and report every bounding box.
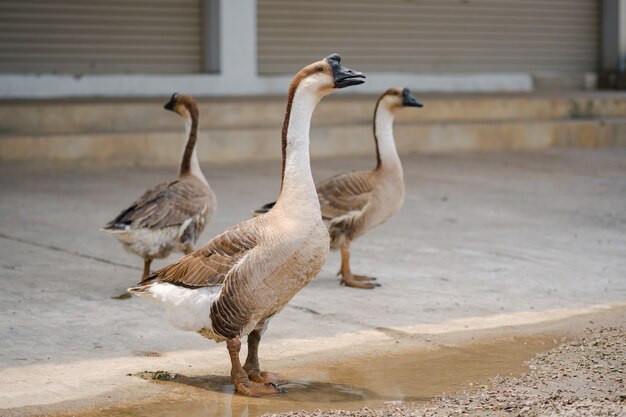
[55,336,558,417]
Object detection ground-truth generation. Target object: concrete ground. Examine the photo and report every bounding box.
[1,148,625,413]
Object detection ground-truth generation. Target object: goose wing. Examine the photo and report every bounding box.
[316,170,375,220]
[104,177,211,231]
[135,219,260,289]
[253,171,375,219]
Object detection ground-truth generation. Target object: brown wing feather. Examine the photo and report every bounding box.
[316,170,375,219]
[104,176,211,230]
[136,219,260,289]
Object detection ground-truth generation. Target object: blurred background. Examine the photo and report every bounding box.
[0,0,624,165]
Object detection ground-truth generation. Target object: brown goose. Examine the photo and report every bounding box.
[101,94,216,279]
[128,54,365,396]
[254,88,422,289]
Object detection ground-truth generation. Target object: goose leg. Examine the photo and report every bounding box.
[339,245,380,289]
[142,258,152,280]
[227,337,280,397]
[243,329,286,386]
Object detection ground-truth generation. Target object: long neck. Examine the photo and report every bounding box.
[276,85,320,210]
[179,115,208,186]
[373,104,402,173]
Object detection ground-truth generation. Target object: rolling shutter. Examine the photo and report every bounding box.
[258,0,599,75]
[0,0,203,74]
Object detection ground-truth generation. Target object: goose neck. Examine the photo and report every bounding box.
[276,86,321,212]
[180,116,208,186]
[373,105,402,173]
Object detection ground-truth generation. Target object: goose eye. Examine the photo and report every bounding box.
[316,65,324,72]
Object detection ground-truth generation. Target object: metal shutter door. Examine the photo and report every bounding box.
[258,0,599,75]
[0,0,203,74]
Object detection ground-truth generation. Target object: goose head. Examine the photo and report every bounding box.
[164,93,199,119]
[379,87,423,111]
[291,53,365,97]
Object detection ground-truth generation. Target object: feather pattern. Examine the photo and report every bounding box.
[137,218,260,289]
[317,169,383,249]
[317,170,375,219]
[104,176,213,231]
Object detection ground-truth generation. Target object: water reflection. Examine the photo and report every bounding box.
[128,372,429,417]
[170,374,429,403]
[51,336,557,417]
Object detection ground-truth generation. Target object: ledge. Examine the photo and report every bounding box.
[0,72,532,99]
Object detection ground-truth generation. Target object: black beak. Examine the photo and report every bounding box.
[325,53,365,89]
[402,88,423,108]
[164,93,177,111]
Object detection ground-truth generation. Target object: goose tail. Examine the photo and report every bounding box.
[127,285,150,295]
[252,201,276,217]
[99,222,130,233]
[128,273,158,295]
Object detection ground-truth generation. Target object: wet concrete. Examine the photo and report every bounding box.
[51,336,557,417]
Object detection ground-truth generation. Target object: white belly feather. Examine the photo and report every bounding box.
[135,283,223,339]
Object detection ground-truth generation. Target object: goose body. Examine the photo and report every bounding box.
[129,54,365,396]
[102,94,216,279]
[317,164,404,250]
[134,210,329,342]
[255,88,422,289]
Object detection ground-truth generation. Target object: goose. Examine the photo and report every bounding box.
[254,87,422,289]
[101,94,216,280]
[127,54,365,396]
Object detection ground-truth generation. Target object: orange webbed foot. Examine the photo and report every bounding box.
[234,378,283,397]
[352,274,377,282]
[248,370,286,386]
[340,274,381,289]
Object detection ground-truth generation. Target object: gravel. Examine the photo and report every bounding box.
[261,326,626,417]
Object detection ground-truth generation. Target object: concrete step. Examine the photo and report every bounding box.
[1,92,625,164]
[3,92,626,135]
[2,118,625,166]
